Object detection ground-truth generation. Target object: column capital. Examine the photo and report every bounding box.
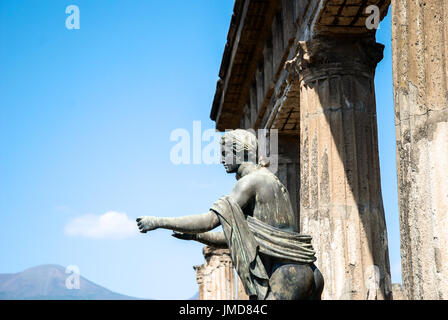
[203,246,232,263]
[286,37,384,83]
[193,264,204,284]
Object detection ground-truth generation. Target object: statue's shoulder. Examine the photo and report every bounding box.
[255,167,286,188]
[234,169,263,190]
[235,172,256,187]
[256,167,278,180]
[241,167,276,186]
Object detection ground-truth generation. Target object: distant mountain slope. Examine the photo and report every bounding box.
[189,292,199,300]
[0,265,139,300]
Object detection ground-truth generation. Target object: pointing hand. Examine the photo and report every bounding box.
[136,216,159,233]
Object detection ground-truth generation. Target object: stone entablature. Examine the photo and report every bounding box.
[211,0,391,134]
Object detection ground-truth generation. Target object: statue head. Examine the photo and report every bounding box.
[220,129,258,173]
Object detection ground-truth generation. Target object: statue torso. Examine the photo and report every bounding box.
[243,167,298,233]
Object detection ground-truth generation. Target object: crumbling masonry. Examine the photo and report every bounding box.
[193,0,448,300]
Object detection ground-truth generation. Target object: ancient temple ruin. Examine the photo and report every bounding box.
[193,246,249,300]
[193,0,448,300]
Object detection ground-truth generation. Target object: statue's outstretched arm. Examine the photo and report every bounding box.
[136,211,220,234]
[172,231,227,249]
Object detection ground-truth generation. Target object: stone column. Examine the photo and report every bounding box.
[296,37,392,300]
[193,246,236,300]
[272,134,301,230]
[236,275,249,300]
[392,0,448,300]
[392,284,407,301]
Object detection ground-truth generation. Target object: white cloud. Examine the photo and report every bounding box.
[65,211,138,239]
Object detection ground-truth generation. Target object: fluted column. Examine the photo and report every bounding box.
[193,246,236,300]
[236,275,249,300]
[295,37,392,300]
[392,0,448,300]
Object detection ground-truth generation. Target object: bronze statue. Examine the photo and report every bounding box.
[137,129,324,300]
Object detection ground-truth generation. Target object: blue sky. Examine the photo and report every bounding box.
[0,1,400,299]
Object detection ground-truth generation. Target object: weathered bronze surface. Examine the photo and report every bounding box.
[137,129,323,300]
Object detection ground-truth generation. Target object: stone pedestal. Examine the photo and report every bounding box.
[193,246,236,300]
[392,0,448,300]
[295,37,392,300]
